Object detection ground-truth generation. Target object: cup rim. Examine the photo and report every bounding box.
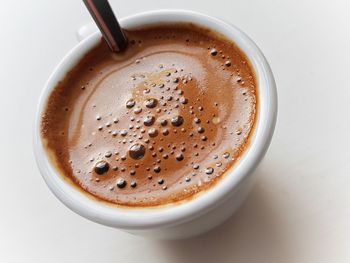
[33,9,277,229]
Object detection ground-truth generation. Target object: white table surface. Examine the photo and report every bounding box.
[1,0,350,262]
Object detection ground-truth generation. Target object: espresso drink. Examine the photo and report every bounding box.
[41,24,257,206]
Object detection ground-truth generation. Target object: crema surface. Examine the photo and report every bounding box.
[41,24,257,206]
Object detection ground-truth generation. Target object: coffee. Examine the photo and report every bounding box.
[41,24,257,206]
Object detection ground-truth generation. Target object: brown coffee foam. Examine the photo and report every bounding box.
[41,24,257,207]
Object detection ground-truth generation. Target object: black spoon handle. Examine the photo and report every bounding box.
[83,0,128,52]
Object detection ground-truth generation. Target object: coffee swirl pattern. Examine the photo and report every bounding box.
[41,24,257,206]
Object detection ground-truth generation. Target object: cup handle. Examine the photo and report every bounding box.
[76,22,98,42]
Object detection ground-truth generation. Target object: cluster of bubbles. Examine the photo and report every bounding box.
[87,58,239,193]
[209,48,232,69]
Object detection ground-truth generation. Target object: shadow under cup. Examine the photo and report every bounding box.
[34,9,277,239]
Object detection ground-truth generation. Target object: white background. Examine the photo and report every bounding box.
[1,0,350,262]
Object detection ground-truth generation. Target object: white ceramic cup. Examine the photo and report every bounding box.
[34,9,277,239]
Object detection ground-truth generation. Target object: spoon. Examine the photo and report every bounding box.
[83,0,128,52]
